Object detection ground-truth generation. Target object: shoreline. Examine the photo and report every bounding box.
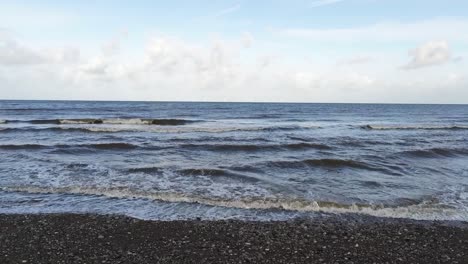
[1,213,467,263]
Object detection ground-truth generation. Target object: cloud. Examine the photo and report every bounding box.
[141,37,241,90]
[101,30,129,57]
[0,30,81,66]
[0,28,13,40]
[1,30,467,103]
[402,40,454,69]
[338,56,374,65]
[309,0,345,8]
[0,39,47,66]
[54,47,81,64]
[240,32,254,48]
[79,57,109,75]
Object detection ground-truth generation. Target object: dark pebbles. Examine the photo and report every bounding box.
[0,214,467,263]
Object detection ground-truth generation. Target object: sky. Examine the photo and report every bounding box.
[0,0,467,103]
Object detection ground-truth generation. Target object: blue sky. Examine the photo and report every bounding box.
[0,0,467,103]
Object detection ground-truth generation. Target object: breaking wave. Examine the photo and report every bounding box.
[2,118,196,126]
[0,125,318,134]
[0,127,120,133]
[362,124,468,131]
[1,186,465,221]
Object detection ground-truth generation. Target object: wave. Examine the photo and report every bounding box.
[2,118,195,126]
[178,168,231,177]
[127,166,260,182]
[268,158,375,170]
[0,128,14,133]
[0,108,50,111]
[0,144,48,150]
[127,167,162,174]
[66,163,89,169]
[87,143,138,150]
[0,127,114,134]
[177,168,260,182]
[362,124,468,131]
[0,126,299,134]
[284,143,332,150]
[1,186,465,221]
[0,124,316,134]
[0,143,139,151]
[181,142,331,152]
[400,148,468,158]
[182,143,265,152]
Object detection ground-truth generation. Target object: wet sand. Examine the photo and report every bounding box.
[0,214,467,263]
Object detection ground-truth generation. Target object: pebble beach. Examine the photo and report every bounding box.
[1,213,467,263]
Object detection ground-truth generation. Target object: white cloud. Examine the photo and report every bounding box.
[0,30,467,103]
[402,40,453,69]
[0,39,47,65]
[338,55,374,65]
[0,32,81,66]
[49,47,81,64]
[101,30,129,57]
[240,32,254,48]
[79,57,109,75]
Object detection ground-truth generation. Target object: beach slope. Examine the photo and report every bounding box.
[0,214,467,263]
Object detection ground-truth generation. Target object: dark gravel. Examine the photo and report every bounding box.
[0,214,467,263]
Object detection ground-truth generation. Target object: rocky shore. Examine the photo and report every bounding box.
[0,214,467,263]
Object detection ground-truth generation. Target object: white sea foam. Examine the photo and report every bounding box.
[58,119,149,125]
[2,186,467,221]
[58,125,304,133]
[58,118,192,126]
[364,124,468,130]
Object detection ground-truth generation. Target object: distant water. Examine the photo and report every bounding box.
[0,100,467,221]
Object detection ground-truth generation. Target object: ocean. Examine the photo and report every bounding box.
[0,100,467,221]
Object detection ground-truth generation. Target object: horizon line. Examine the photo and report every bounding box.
[0,98,467,106]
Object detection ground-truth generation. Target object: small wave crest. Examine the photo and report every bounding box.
[268,158,374,170]
[0,123,318,134]
[400,148,468,158]
[1,186,465,221]
[0,144,47,150]
[362,124,468,131]
[0,127,113,133]
[88,143,138,150]
[127,167,162,174]
[178,168,230,177]
[0,143,138,151]
[3,118,195,126]
[177,168,259,182]
[284,143,332,150]
[181,142,331,152]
